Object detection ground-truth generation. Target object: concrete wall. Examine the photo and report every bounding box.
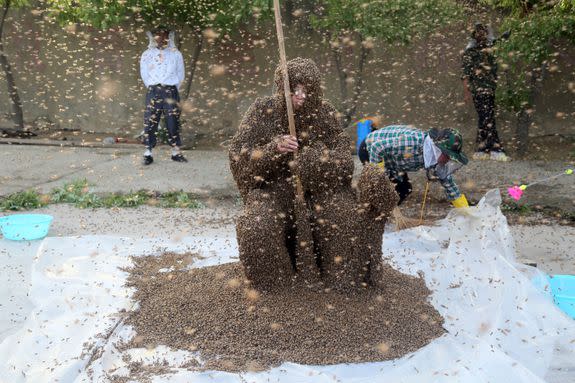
[1,8,573,153]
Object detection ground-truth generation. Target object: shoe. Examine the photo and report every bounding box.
[490,151,510,162]
[171,153,188,163]
[472,152,490,161]
[143,155,154,165]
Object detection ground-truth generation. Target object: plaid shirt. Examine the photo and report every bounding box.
[365,125,461,200]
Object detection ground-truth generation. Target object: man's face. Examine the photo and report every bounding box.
[291,84,306,111]
[475,27,488,44]
[154,31,168,48]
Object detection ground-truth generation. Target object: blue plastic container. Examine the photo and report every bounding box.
[356,119,373,153]
[549,275,575,319]
[0,214,53,241]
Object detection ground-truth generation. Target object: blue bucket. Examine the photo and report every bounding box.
[549,275,575,319]
[0,214,53,241]
[356,119,373,153]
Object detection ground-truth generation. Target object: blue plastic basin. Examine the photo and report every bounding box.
[549,275,575,319]
[0,214,53,241]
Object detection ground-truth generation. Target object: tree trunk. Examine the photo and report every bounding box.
[182,33,203,101]
[284,0,294,26]
[330,35,349,123]
[329,32,371,127]
[515,106,531,156]
[514,63,546,158]
[345,43,370,125]
[0,0,24,130]
[331,47,348,105]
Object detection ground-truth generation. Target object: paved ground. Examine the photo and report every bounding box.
[1,143,574,215]
[1,145,235,198]
[1,142,574,276]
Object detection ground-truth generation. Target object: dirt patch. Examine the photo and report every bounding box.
[123,253,445,372]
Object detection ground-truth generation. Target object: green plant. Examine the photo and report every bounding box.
[101,190,151,208]
[0,190,46,211]
[1,180,203,211]
[50,179,91,203]
[73,192,103,209]
[501,201,532,215]
[159,191,203,208]
[50,179,105,208]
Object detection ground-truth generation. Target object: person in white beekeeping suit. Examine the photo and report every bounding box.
[140,25,187,165]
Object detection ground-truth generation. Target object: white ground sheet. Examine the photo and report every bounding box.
[0,190,574,382]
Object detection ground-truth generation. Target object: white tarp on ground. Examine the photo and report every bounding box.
[0,189,574,383]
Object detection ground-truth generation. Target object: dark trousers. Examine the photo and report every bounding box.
[143,85,182,150]
[392,172,411,206]
[473,91,503,153]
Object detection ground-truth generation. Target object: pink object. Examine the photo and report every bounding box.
[507,186,524,201]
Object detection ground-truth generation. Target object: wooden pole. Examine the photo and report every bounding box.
[273,0,319,284]
[273,0,296,139]
[273,0,304,199]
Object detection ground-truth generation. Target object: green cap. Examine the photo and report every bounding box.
[428,128,468,165]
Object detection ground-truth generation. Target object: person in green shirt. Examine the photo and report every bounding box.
[462,23,510,162]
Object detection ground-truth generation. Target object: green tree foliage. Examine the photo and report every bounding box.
[488,0,575,110]
[311,0,460,44]
[47,0,271,31]
[484,0,575,154]
[309,0,461,124]
[46,0,272,99]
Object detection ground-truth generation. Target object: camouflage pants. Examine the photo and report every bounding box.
[473,91,503,153]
